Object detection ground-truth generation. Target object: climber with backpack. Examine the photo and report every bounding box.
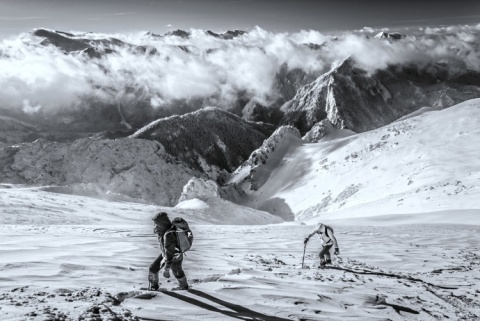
[148,212,193,291]
[304,223,339,268]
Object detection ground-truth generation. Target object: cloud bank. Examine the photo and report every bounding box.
[0,24,479,117]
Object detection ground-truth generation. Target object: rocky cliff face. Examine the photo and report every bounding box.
[131,107,274,178]
[0,137,202,205]
[280,58,400,134]
[178,177,221,203]
[280,58,480,134]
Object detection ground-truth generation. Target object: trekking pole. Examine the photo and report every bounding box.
[301,243,307,268]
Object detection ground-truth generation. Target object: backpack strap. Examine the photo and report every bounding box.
[324,225,334,239]
[163,227,178,249]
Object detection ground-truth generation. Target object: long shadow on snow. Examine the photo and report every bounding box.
[161,289,291,321]
[325,266,458,289]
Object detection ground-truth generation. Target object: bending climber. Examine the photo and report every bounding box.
[304,223,340,268]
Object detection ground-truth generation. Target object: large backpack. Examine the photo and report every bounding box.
[165,217,193,253]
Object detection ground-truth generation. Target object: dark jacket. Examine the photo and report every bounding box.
[157,227,182,270]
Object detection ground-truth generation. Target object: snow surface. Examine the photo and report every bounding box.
[1,185,479,320]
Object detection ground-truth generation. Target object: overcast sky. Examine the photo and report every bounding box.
[1,0,480,37]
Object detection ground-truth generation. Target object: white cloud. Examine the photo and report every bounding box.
[0,24,479,116]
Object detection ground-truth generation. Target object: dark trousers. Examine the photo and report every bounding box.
[149,253,185,279]
[319,244,333,262]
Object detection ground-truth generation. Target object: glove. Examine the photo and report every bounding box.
[304,237,309,245]
[163,269,170,278]
[334,248,340,255]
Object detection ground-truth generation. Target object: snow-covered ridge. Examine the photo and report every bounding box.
[229,126,301,187]
[131,107,273,175]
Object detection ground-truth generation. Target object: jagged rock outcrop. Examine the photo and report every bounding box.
[374,32,407,40]
[131,107,274,177]
[302,119,355,142]
[0,138,203,205]
[178,178,220,203]
[281,58,395,134]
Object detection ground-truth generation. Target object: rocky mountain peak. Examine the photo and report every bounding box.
[374,32,407,40]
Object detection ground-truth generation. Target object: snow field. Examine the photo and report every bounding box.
[1,192,479,320]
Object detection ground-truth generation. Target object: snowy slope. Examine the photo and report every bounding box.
[1,184,479,320]
[233,98,480,222]
[0,184,281,226]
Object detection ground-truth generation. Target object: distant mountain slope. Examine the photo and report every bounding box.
[131,107,274,177]
[231,98,480,220]
[0,115,40,147]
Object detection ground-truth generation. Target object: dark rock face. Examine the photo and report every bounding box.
[280,58,480,134]
[34,29,91,52]
[374,32,407,40]
[242,99,283,126]
[131,107,274,176]
[206,30,246,40]
[164,29,191,38]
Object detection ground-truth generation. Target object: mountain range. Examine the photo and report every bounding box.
[1,26,480,217]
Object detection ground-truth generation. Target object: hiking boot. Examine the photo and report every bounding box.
[325,259,332,265]
[148,271,159,291]
[319,260,326,269]
[149,283,160,291]
[174,276,189,290]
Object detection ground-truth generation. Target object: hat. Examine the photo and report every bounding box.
[152,212,171,228]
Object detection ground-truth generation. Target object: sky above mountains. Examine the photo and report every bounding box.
[1,0,480,37]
